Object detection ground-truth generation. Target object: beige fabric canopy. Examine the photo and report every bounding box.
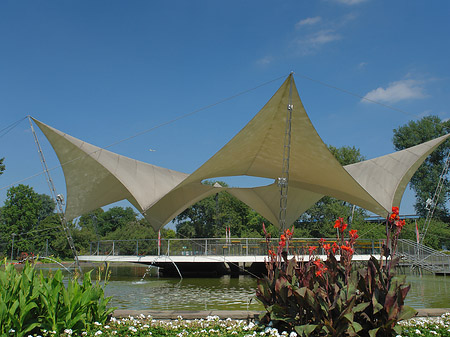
[32,74,450,231]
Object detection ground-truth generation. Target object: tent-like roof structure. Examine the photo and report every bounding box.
[32,74,450,231]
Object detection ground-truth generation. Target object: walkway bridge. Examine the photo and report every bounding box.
[78,237,450,277]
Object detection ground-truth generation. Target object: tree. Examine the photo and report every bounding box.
[393,115,450,219]
[175,181,271,238]
[0,185,45,256]
[77,207,137,237]
[0,157,4,175]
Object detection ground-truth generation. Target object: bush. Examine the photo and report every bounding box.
[256,208,417,336]
[0,260,115,336]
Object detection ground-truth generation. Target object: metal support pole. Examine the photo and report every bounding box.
[28,117,82,273]
[167,240,170,256]
[278,73,294,232]
[246,238,248,256]
[205,239,208,256]
[136,240,139,256]
[10,233,15,263]
[45,238,48,256]
[112,241,115,256]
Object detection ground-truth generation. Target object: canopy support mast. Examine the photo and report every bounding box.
[278,74,294,232]
[28,116,82,273]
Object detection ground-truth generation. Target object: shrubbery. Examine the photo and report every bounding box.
[256,208,417,336]
[0,260,115,336]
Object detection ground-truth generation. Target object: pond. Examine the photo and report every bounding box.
[95,263,449,311]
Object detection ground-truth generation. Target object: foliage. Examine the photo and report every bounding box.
[78,207,138,237]
[175,181,270,238]
[0,157,4,175]
[328,145,366,166]
[0,184,55,256]
[256,209,417,336]
[393,115,450,220]
[0,260,115,336]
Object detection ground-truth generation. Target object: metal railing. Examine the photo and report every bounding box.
[89,237,384,257]
[397,239,450,273]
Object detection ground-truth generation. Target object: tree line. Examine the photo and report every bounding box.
[1,115,450,259]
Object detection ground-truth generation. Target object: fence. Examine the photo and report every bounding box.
[89,237,384,257]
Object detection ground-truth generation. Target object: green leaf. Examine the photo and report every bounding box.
[295,324,318,336]
[397,305,417,321]
[369,327,379,337]
[352,301,370,313]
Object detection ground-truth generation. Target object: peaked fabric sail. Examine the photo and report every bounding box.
[152,74,388,219]
[31,74,450,231]
[32,118,192,224]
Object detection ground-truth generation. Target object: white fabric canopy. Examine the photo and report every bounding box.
[32,74,450,231]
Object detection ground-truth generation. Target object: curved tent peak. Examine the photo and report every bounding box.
[345,133,450,211]
[32,118,189,224]
[179,74,388,216]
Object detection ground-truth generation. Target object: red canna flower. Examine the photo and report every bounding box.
[349,229,358,239]
[323,243,331,252]
[318,238,325,246]
[280,234,286,242]
[279,240,286,247]
[341,245,354,254]
[334,217,344,229]
[334,217,348,232]
[308,246,317,254]
[332,242,339,254]
[395,219,405,229]
[392,206,399,215]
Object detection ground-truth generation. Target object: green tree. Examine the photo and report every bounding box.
[0,157,4,175]
[393,115,450,219]
[0,185,44,256]
[77,207,137,237]
[175,181,270,238]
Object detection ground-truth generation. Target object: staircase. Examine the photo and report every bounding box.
[397,239,450,275]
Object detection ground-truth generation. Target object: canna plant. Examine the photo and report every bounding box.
[0,259,115,336]
[256,209,417,336]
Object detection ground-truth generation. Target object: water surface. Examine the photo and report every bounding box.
[99,264,450,311]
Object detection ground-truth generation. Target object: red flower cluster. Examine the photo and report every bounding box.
[389,206,405,230]
[313,259,328,277]
[341,241,354,255]
[334,217,348,232]
[308,246,317,254]
[349,229,358,240]
[279,228,294,247]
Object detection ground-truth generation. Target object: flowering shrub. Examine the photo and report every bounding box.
[256,209,417,336]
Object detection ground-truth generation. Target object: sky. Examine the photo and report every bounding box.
[1,0,450,223]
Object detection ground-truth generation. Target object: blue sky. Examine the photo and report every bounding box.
[1,0,450,220]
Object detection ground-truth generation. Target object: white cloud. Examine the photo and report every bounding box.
[357,62,367,69]
[295,16,322,28]
[256,56,273,66]
[362,79,427,104]
[296,29,341,55]
[334,0,368,5]
[308,29,341,44]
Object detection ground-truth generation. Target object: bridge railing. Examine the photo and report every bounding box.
[89,237,384,257]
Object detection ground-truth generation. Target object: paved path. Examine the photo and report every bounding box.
[113,308,450,320]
